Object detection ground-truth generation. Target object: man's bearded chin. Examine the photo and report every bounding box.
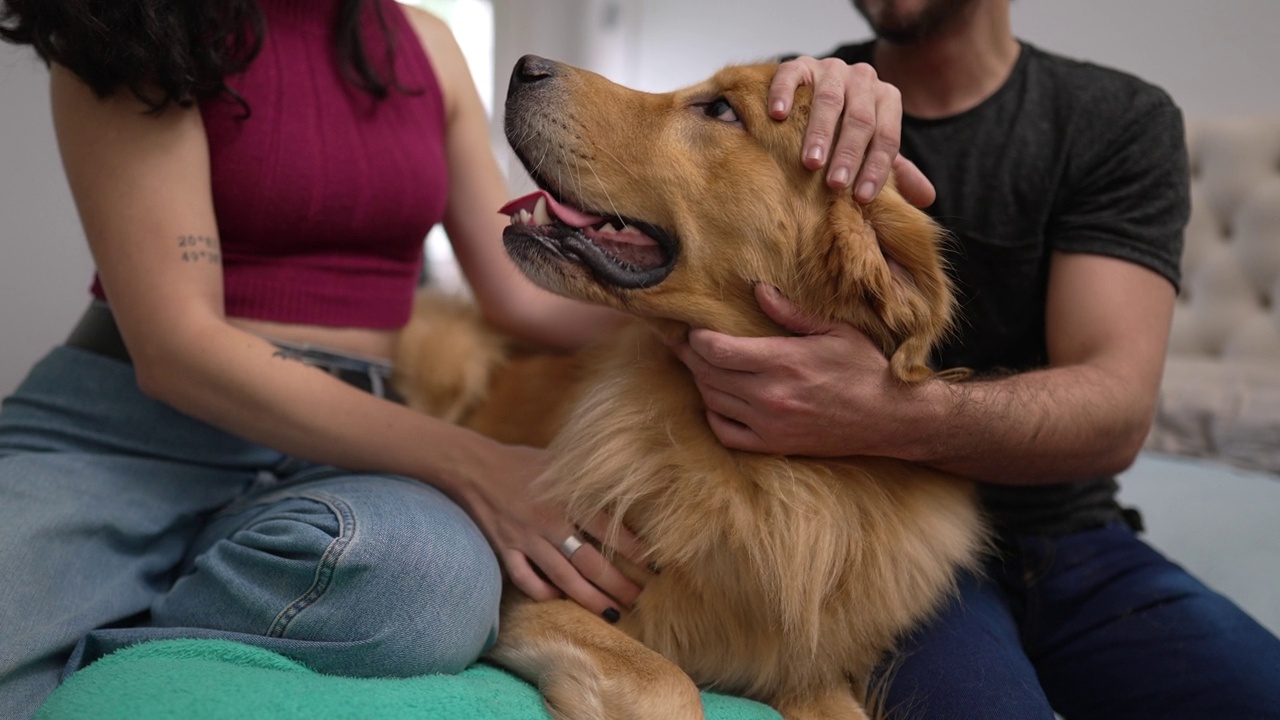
[853,0,975,45]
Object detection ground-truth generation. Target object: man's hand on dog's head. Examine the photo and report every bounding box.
[769,56,936,208]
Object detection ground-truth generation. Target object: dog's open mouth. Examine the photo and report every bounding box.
[499,190,678,289]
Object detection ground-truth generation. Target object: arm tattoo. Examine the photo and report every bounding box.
[178,235,221,264]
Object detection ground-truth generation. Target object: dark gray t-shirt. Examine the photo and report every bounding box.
[826,41,1190,534]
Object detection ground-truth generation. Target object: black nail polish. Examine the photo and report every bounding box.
[602,607,620,624]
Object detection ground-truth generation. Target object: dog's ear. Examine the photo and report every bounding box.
[796,187,955,383]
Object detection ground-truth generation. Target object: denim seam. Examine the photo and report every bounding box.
[265,492,356,638]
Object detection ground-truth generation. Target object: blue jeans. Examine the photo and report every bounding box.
[880,521,1280,719]
[0,346,502,720]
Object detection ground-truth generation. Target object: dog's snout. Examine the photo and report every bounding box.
[509,55,558,98]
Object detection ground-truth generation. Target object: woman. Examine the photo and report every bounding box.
[0,1,644,715]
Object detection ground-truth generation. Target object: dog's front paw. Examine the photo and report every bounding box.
[540,649,704,720]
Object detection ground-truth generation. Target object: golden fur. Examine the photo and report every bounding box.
[395,58,987,720]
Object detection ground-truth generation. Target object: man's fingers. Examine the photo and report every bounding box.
[699,383,756,428]
[770,58,841,166]
[675,338,763,430]
[685,328,768,374]
[767,61,806,119]
[823,67,883,189]
[705,410,766,452]
[850,87,904,202]
[892,155,937,208]
[755,284,836,336]
[802,68,851,170]
[772,58,909,203]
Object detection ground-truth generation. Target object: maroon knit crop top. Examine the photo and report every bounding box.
[91,0,449,329]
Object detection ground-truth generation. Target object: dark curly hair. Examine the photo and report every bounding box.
[0,0,403,113]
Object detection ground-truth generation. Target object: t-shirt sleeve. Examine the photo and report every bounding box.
[1049,88,1190,290]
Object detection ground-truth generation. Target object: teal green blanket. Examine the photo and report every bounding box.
[37,639,781,720]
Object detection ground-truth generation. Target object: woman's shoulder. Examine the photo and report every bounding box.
[398,4,451,45]
[398,4,468,73]
[396,4,469,116]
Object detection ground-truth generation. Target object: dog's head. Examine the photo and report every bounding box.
[501,55,954,382]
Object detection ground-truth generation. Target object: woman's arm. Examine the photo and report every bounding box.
[49,62,638,617]
[403,8,623,351]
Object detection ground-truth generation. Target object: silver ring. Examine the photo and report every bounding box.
[559,533,586,559]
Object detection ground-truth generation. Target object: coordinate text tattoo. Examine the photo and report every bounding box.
[178,235,221,264]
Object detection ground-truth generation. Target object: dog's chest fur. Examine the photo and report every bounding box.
[535,324,984,698]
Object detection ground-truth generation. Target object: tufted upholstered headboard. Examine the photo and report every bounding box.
[1145,117,1280,473]
[1174,118,1280,360]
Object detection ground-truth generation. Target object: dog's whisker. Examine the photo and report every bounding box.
[581,159,625,222]
[534,145,551,179]
[594,143,647,187]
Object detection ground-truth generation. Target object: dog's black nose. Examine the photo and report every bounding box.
[508,55,557,98]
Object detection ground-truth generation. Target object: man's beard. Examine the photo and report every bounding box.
[853,0,976,45]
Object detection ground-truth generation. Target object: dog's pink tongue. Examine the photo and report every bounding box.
[499,190,604,228]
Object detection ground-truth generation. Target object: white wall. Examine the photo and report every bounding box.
[490,0,645,191]
[3,0,1280,394]
[0,45,92,396]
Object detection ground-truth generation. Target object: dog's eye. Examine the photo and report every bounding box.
[702,98,739,123]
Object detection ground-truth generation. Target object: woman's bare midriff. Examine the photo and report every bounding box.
[229,317,399,363]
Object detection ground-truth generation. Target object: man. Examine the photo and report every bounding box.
[676,0,1280,716]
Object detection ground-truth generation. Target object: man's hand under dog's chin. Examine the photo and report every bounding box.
[670,283,918,458]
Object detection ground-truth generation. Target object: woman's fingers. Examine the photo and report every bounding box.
[578,513,650,571]
[502,548,561,602]
[566,542,644,609]
[535,537,632,622]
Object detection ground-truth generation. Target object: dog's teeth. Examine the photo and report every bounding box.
[518,209,532,225]
[533,195,553,225]
[598,223,618,234]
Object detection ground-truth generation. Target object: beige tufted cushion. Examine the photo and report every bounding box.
[1172,118,1280,360]
[1145,118,1280,473]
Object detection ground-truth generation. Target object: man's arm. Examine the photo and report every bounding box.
[673,251,1175,485]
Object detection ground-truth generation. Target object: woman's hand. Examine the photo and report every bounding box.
[769,56,935,207]
[458,440,648,622]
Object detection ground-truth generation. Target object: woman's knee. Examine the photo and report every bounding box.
[160,474,502,676]
[343,477,503,673]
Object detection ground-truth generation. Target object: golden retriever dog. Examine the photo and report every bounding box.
[394,55,987,720]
